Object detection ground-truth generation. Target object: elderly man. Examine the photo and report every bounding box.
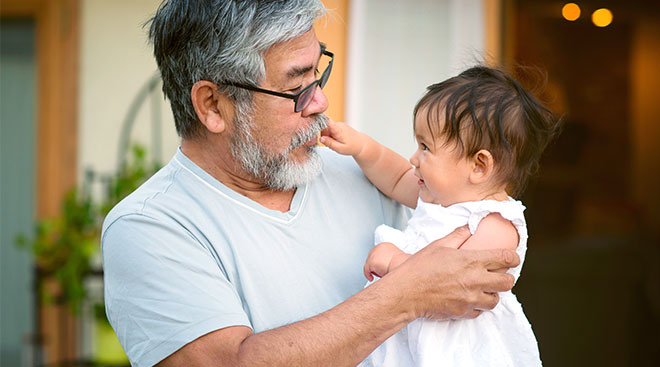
[101,1,518,366]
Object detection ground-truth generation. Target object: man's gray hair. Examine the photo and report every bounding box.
[148,0,326,139]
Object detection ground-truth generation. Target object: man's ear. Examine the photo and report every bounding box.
[469,149,495,184]
[191,81,234,134]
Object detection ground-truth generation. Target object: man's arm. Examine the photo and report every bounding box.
[158,227,519,366]
[321,121,419,208]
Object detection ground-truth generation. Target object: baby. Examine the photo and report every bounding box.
[321,66,560,366]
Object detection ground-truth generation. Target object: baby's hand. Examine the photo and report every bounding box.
[363,242,409,281]
[320,120,364,157]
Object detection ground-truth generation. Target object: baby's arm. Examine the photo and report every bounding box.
[363,242,411,281]
[321,120,419,208]
[460,214,519,251]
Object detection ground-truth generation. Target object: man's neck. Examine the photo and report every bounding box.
[181,138,296,212]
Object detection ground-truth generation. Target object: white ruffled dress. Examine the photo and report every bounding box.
[362,198,542,367]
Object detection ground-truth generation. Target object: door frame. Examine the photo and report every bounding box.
[2,0,79,363]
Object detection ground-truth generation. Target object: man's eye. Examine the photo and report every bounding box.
[288,85,302,93]
[314,68,320,77]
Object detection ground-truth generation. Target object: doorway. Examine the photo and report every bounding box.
[508,1,660,365]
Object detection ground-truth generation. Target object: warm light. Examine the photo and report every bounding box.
[592,8,613,27]
[562,3,581,21]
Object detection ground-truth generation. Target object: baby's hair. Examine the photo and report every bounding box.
[414,65,561,197]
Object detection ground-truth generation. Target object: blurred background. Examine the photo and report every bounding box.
[1,0,658,366]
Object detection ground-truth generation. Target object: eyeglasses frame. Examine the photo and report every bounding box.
[222,48,334,112]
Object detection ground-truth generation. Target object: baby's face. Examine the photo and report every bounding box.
[409,112,475,206]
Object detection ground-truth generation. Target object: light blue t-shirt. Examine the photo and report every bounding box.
[102,148,409,366]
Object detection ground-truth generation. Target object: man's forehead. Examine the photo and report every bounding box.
[264,39,323,85]
[285,41,326,77]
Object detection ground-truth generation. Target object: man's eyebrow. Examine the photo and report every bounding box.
[287,65,314,79]
[285,42,327,79]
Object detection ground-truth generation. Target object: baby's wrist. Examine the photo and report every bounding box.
[353,132,377,163]
[387,251,410,273]
[351,131,368,158]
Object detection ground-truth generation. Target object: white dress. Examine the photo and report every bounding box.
[362,198,542,367]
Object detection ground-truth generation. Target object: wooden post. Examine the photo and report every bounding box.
[2,0,80,363]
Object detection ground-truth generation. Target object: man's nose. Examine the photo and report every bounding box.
[301,85,328,117]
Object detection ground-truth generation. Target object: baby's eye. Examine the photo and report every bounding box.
[420,143,429,151]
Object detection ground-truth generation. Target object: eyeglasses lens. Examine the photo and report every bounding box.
[294,53,332,112]
[296,83,316,112]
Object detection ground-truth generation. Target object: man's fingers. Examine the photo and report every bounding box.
[483,272,515,294]
[426,226,471,249]
[475,292,500,311]
[463,309,483,319]
[482,248,520,270]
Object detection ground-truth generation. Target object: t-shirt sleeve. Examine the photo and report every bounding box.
[379,192,411,232]
[102,213,251,367]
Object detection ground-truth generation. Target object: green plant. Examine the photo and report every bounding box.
[101,145,161,216]
[15,189,98,310]
[16,144,160,313]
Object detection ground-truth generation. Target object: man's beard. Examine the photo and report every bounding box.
[230,113,329,191]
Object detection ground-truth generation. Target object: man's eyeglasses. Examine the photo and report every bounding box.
[223,48,334,113]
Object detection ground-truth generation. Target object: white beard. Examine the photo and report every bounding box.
[230,113,328,191]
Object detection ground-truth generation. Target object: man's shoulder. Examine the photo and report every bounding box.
[317,148,368,183]
[102,160,186,233]
[318,147,355,167]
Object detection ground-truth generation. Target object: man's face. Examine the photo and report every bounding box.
[230,29,330,191]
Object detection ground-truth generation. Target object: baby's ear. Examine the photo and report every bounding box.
[469,149,495,184]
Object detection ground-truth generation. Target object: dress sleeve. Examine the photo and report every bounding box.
[102,213,251,367]
[374,224,407,250]
[465,200,527,238]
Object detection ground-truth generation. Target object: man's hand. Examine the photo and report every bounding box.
[382,226,519,321]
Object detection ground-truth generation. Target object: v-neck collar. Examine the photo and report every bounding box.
[172,148,308,224]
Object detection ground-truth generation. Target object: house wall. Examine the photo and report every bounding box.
[78,0,178,184]
[346,0,485,158]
